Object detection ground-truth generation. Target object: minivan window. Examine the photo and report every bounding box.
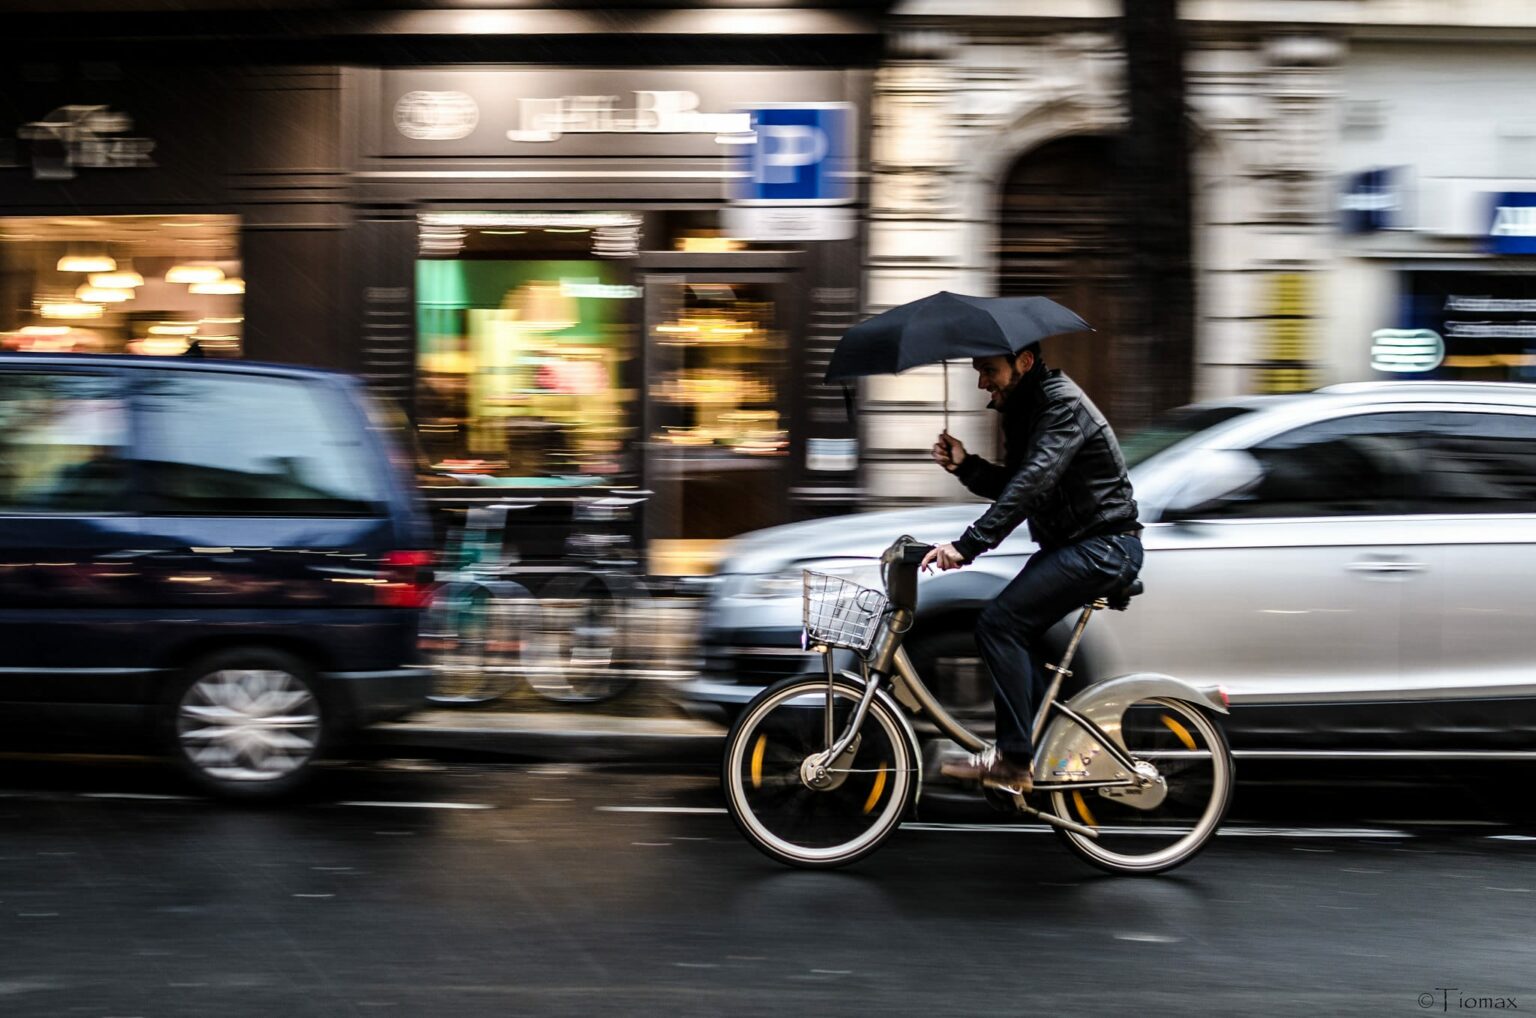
[136,373,385,515]
[0,372,129,513]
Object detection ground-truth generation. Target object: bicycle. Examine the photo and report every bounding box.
[721,535,1235,874]
[422,500,659,706]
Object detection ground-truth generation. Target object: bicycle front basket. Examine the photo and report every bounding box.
[802,570,890,653]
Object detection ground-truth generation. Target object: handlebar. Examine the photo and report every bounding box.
[880,535,933,612]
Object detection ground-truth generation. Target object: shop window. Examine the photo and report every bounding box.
[414,212,641,486]
[0,373,129,513]
[0,215,243,357]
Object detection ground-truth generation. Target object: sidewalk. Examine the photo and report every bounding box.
[363,706,726,767]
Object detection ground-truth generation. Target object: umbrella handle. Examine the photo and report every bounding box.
[943,360,949,434]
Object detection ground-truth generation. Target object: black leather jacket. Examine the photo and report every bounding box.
[951,364,1138,559]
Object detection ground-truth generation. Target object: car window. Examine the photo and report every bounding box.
[0,372,130,513]
[1120,405,1256,469]
[136,372,385,515]
[1207,413,1416,519]
[1402,410,1536,514]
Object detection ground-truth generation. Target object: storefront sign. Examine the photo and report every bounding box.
[1370,328,1444,373]
[394,91,479,141]
[16,105,155,181]
[806,437,858,472]
[505,92,752,143]
[722,206,855,242]
[1339,167,1399,233]
[375,69,853,159]
[1489,192,1536,254]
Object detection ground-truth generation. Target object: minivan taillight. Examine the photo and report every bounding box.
[380,550,434,608]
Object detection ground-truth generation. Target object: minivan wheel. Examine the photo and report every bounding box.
[167,648,326,799]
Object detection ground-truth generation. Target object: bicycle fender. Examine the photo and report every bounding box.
[1032,673,1228,785]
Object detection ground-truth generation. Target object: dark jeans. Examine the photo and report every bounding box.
[974,533,1144,764]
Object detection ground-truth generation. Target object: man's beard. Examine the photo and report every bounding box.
[987,374,1019,409]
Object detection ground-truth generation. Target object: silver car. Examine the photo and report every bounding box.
[685,380,1536,760]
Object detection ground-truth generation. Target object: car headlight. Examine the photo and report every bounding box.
[740,558,883,599]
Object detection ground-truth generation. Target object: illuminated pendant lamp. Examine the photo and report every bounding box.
[88,268,145,288]
[75,283,134,303]
[189,277,245,295]
[57,249,117,273]
[166,263,225,285]
[38,301,104,319]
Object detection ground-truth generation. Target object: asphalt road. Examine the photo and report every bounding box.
[2,757,1533,1017]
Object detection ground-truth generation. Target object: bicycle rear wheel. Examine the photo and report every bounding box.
[423,581,527,706]
[1048,697,1233,874]
[723,675,917,869]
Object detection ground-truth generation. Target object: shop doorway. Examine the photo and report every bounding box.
[642,271,797,575]
[996,135,1128,427]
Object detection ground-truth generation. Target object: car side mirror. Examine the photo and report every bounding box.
[1159,450,1264,522]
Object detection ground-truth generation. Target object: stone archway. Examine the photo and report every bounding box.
[995,134,1129,429]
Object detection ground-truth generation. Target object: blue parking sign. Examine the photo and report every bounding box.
[732,104,853,205]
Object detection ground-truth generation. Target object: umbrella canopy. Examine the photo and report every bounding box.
[824,292,1092,382]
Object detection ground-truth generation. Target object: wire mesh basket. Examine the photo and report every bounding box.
[802,570,890,653]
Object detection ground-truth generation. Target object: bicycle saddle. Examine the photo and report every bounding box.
[1106,578,1144,611]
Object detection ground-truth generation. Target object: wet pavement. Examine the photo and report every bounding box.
[2,757,1534,1016]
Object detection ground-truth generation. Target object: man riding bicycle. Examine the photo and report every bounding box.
[920,343,1143,794]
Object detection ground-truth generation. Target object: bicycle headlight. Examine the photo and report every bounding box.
[740,558,882,599]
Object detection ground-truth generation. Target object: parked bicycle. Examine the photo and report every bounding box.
[421,500,661,706]
[721,535,1234,874]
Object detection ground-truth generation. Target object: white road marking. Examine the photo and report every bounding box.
[598,806,728,815]
[531,798,572,803]
[1113,933,1182,944]
[1485,886,1533,892]
[1488,834,1536,841]
[631,841,670,847]
[339,801,492,811]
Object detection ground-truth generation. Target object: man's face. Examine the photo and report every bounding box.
[972,351,1033,409]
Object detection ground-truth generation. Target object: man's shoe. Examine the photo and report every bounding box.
[940,746,1033,794]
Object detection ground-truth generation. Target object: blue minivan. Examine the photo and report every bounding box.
[0,354,434,797]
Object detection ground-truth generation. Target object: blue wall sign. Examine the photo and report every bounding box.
[1489,192,1536,254]
[731,104,853,206]
[1339,167,1399,233]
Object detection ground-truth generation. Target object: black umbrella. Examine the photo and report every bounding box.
[824,292,1092,382]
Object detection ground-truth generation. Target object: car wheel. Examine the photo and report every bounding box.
[166,647,326,800]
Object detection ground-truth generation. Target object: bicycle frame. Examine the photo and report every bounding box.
[805,537,1227,808]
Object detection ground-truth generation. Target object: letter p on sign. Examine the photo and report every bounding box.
[732,104,853,205]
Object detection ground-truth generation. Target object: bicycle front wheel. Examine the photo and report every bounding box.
[1048,697,1233,874]
[723,675,917,869]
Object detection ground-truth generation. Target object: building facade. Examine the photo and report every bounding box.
[860,0,1536,505]
[0,3,886,573]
